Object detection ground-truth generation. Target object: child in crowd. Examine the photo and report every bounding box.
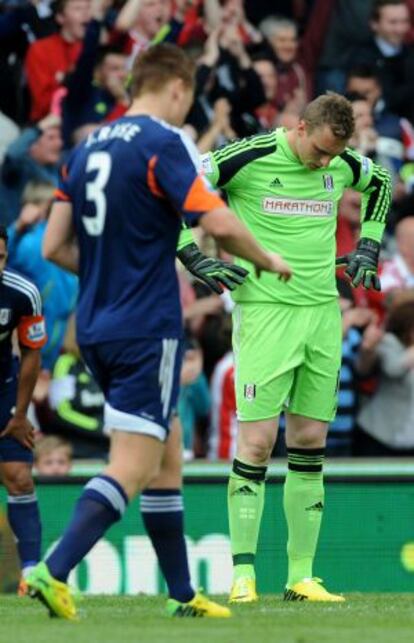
[34,436,73,476]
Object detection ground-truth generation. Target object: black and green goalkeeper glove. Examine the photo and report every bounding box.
[177,243,249,294]
[336,238,381,291]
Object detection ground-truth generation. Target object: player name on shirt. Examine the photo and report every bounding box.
[262,197,334,217]
[85,122,141,147]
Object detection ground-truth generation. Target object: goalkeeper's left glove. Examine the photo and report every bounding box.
[336,238,381,291]
[177,242,249,294]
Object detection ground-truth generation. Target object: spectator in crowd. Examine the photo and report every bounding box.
[348,0,414,122]
[336,189,361,265]
[347,91,403,182]
[259,15,309,113]
[346,65,400,133]
[188,97,236,154]
[0,0,57,122]
[186,24,266,138]
[380,216,414,297]
[244,0,314,27]
[178,335,210,461]
[6,181,78,375]
[252,55,279,130]
[356,300,414,455]
[0,111,19,164]
[34,436,73,475]
[209,349,236,461]
[316,0,373,94]
[257,2,334,108]
[62,17,129,146]
[328,279,382,456]
[25,0,92,122]
[46,318,108,459]
[346,65,410,166]
[0,114,62,224]
[113,0,189,64]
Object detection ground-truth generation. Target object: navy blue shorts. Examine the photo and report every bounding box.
[81,338,183,442]
[0,376,33,463]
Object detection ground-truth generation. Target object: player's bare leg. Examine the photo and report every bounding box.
[104,431,164,498]
[228,417,278,603]
[283,413,344,602]
[0,461,41,594]
[142,417,231,617]
[27,431,164,619]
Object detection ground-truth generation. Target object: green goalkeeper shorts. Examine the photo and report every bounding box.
[232,300,342,423]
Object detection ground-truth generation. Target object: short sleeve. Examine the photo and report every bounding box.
[54,163,72,202]
[200,152,220,188]
[15,281,47,349]
[149,135,225,226]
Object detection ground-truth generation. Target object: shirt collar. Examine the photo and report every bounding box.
[375,36,402,57]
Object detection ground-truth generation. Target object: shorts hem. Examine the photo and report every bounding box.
[104,403,167,442]
[237,411,283,423]
[286,407,334,423]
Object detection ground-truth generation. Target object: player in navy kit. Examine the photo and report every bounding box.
[26,44,291,619]
[0,225,47,593]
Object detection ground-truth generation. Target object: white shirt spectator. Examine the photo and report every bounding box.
[380,254,414,292]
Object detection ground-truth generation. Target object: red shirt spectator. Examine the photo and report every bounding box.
[209,351,237,461]
[25,0,90,122]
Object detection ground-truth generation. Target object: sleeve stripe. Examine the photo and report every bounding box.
[54,188,71,201]
[214,132,276,163]
[2,272,42,315]
[340,150,361,186]
[216,144,276,188]
[364,170,391,224]
[147,155,165,198]
[182,175,225,213]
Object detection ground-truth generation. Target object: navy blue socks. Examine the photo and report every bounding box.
[8,492,41,577]
[46,475,128,582]
[141,489,194,602]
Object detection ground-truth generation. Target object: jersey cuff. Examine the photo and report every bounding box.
[360,220,385,244]
[177,226,194,251]
[54,188,71,202]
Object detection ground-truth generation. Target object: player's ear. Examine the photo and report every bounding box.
[170,77,185,100]
[297,120,306,137]
[55,11,64,27]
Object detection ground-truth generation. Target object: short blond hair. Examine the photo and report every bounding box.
[21,180,55,206]
[34,436,73,463]
[303,93,355,141]
[130,43,195,98]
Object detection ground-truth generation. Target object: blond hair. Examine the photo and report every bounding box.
[303,93,355,140]
[130,43,195,98]
[21,180,55,206]
[34,436,73,463]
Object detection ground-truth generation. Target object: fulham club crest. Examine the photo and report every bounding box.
[244,384,256,401]
[0,308,11,325]
[323,174,334,192]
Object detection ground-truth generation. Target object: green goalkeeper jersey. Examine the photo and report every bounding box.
[202,128,391,306]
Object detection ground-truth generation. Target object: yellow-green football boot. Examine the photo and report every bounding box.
[26,562,78,620]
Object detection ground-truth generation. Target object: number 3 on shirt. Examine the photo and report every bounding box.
[82,151,112,236]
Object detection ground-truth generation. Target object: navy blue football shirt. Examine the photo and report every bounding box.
[57,115,224,345]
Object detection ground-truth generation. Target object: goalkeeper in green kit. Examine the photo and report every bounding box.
[201,93,391,603]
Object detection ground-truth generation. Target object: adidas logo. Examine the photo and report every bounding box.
[305,501,324,512]
[270,177,283,188]
[232,485,257,497]
[174,605,204,617]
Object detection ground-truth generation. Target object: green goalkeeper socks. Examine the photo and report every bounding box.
[284,448,325,588]
[228,459,267,580]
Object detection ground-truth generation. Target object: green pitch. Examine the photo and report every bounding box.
[2,594,414,643]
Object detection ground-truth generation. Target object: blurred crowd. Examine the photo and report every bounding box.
[2,0,414,465]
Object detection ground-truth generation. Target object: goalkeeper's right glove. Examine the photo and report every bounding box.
[336,238,381,291]
[177,243,248,294]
